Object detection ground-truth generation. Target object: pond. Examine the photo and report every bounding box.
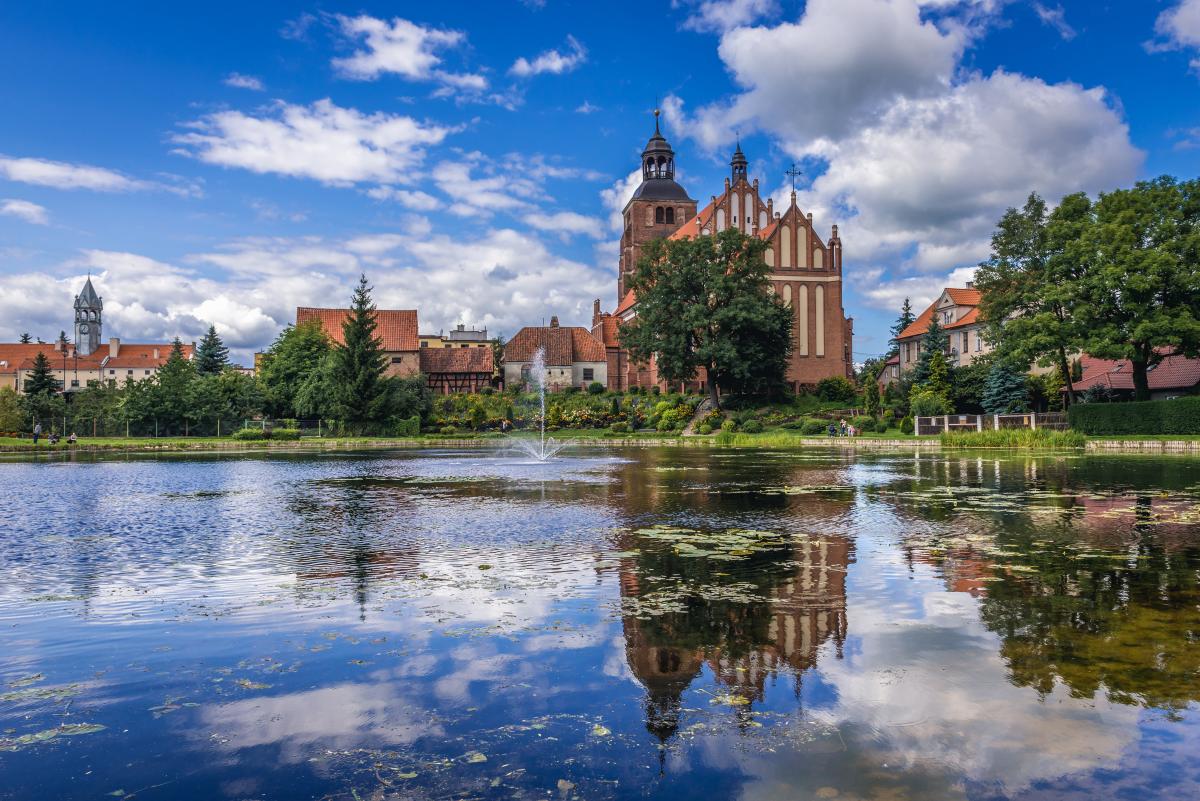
[1,446,1199,800]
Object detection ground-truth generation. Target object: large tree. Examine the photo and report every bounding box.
[23,351,59,397]
[889,298,915,356]
[195,324,230,375]
[1077,177,1200,401]
[154,339,196,434]
[982,358,1030,413]
[258,318,332,418]
[975,192,1090,405]
[908,316,948,388]
[619,229,792,408]
[329,275,390,427]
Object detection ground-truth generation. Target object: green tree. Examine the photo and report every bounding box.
[195,325,230,375]
[889,298,916,356]
[23,351,59,397]
[19,333,31,344]
[950,353,993,414]
[0,387,22,431]
[258,319,332,418]
[329,275,390,429]
[909,389,952,417]
[982,358,1029,413]
[1077,177,1200,401]
[215,369,265,421]
[975,192,1090,405]
[909,317,948,387]
[923,350,952,400]
[619,229,792,408]
[863,376,880,417]
[155,339,196,434]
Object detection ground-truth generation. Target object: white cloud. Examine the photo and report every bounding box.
[365,186,441,210]
[1032,3,1075,40]
[576,101,600,114]
[432,157,541,217]
[0,199,48,225]
[0,155,192,195]
[525,211,605,239]
[679,0,780,33]
[331,14,488,94]
[1152,0,1200,72]
[509,35,586,77]
[599,169,642,233]
[223,72,264,90]
[172,99,454,185]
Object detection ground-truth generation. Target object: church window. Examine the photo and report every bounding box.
[781,226,792,267]
[815,285,825,357]
[655,206,665,224]
[665,207,675,224]
[798,227,808,268]
[716,208,726,231]
[759,210,768,230]
[731,193,740,230]
[813,248,823,270]
[764,247,774,266]
[799,285,809,356]
[745,194,752,225]
[782,284,792,307]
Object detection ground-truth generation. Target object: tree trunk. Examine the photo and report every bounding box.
[706,367,721,411]
[1057,347,1075,407]
[1131,357,1151,402]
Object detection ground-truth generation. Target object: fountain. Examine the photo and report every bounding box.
[509,347,567,461]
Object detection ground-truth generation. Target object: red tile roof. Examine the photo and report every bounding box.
[615,290,638,316]
[1075,351,1200,393]
[504,325,607,365]
[896,289,983,340]
[104,343,194,368]
[0,342,192,374]
[419,347,493,374]
[296,307,419,352]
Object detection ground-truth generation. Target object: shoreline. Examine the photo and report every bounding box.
[3,434,1200,456]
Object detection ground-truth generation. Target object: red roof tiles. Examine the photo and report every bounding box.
[1075,351,1200,393]
[419,347,493,374]
[296,307,419,352]
[896,289,984,340]
[504,325,607,365]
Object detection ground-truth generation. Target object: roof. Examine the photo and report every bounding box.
[104,343,194,368]
[631,178,693,203]
[419,347,493,374]
[0,342,193,374]
[896,288,983,340]
[885,355,900,365]
[75,277,101,308]
[615,290,638,316]
[296,307,419,352]
[594,315,619,348]
[504,325,607,365]
[1074,351,1200,393]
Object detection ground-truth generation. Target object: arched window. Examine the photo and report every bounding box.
[782,284,792,307]
[716,208,726,231]
[781,226,792,267]
[731,193,741,231]
[816,285,825,357]
[645,206,654,226]
[655,206,665,224]
[665,207,675,224]
[759,210,768,229]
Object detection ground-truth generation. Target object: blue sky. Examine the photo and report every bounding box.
[1,0,1198,364]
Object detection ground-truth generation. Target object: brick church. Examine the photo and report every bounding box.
[593,112,854,392]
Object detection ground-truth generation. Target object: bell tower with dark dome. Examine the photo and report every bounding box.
[617,110,696,300]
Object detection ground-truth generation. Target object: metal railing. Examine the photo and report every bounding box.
[915,412,1069,435]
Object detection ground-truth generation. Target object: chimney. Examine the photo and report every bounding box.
[109,338,121,358]
[966,281,975,289]
[549,316,559,328]
[53,339,62,352]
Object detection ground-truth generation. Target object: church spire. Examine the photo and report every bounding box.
[74,276,102,356]
[642,109,676,181]
[731,138,747,183]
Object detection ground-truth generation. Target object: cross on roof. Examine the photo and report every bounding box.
[785,162,803,194]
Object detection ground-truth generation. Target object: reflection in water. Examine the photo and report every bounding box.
[0,448,1198,800]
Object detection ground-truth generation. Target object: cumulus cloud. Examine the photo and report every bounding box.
[1032,3,1075,40]
[223,72,264,90]
[365,186,441,210]
[0,199,48,225]
[172,99,455,185]
[576,101,600,114]
[0,155,195,196]
[525,211,605,239]
[1152,0,1200,72]
[599,169,642,233]
[679,0,780,33]
[331,14,488,95]
[509,35,587,77]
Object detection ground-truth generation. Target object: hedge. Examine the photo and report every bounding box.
[1068,396,1200,435]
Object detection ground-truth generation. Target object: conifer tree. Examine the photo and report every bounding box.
[330,275,389,428]
[19,333,31,344]
[982,359,1029,413]
[909,317,948,387]
[24,352,59,396]
[889,298,915,355]
[195,325,230,375]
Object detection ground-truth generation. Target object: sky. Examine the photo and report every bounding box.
[1,0,1199,364]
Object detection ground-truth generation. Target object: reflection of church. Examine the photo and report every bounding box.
[619,533,851,744]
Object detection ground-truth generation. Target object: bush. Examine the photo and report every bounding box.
[480,386,495,396]
[610,421,629,434]
[741,419,764,434]
[900,416,914,434]
[232,428,265,440]
[942,429,1086,449]
[439,425,457,435]
[697,423,713,435]
[1068,396,1200,435]
[910,390,953,417]
[816,376,856,404]
[875,419,890,434]
[651,386,661,395]
[270,428,302,440]
[801,419,827,435]
[587,381,605,395]
[720,419,737,432]
[395,415,421,437]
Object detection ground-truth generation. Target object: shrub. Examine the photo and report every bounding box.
[741,419,764,434]
[232,428,265,440]
[941,429,1086,449]
[875,419,890,433]
[910,390,953,417]
[480,386,495,396]
[900,416,914,434]
[610,421,629,434]
[801,419,827,435]
[395,415,421,437]
[651,386,661,395]
[588,381,605,395]
[720,419,737,432]
[816,376,856,404]
[628,386,641,395]
[697,423,713,435]
[270,428,302,440]
[439,425,457,435]
[1068,396,1200,435]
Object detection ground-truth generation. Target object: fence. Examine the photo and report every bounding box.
[17,416,328,439]
[915,412,1068,436]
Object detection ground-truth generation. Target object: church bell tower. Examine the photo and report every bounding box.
[74,277,102,356]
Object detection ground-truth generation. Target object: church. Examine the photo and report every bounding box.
[593,112,854,393]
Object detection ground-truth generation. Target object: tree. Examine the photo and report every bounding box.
[975,192,1091,406]
[329,275,390,428]
[620,229,792,408]
[982,359,1029,413]
[19,333,31,344]
[950,353,993,414]
[863,376,881,417]
[195,325,230,375]
[889,298,916,355]
[0,387,22,432]
[24,352,59,397]
[258,319,332,418]
[909,390,952,417]
[923,350,952,400]
[1077,177,1200,401]
[155,339,196,434]
[909,317,948,388]
[491,333,505,379]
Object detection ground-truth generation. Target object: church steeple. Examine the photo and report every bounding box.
[731,139,747,183]
[642,109,676,181]
[74,276,102,356]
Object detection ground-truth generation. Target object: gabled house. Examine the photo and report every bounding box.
[894,286,991,374]
[503,316,607,391]
[296,307,420,377]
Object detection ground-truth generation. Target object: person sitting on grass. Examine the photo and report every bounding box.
[67,432,77,445]
[827,423,837,437]
[48,431,60,445]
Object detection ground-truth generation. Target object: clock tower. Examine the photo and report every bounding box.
[74,277,102,356]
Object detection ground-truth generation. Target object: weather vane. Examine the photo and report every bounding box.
[785,162,803,194]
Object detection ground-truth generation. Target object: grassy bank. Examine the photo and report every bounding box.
[939,429,1086,449]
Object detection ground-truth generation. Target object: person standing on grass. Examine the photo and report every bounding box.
[32,421,41,444]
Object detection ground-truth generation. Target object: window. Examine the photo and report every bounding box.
[109,369,116,375]
[961,332,969,353]
[391,356,404,364]
[421,341,429,348]
[975,331,982,352]
[145,369,151,375]
[126,369,133,375]
[665,207,675,224]
[461,344,469,348]
[583,368,594,381]
[655,206,665,224]
[70,380,79,387]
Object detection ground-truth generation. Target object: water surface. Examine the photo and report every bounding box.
[2,446,1199,800]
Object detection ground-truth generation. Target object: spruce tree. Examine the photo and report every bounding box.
[982,359,1029,413]
[909,316,948,387]
[155,338,196,433]
[19,333,31,344]
[195,325,230,375]
[889,298,915,354]
[24,352,59,396]
[924,350,953,400]
[330,275,389,428]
